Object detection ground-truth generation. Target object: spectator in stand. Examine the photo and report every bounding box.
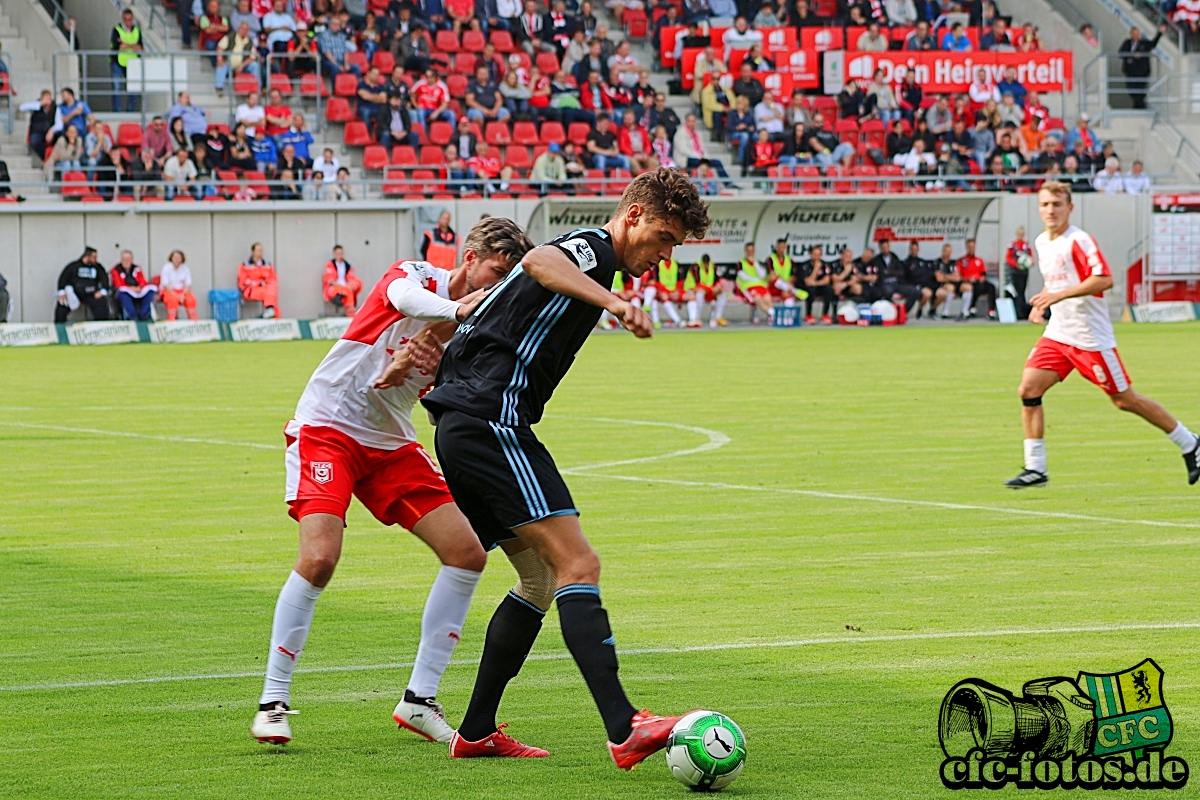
[997,93,1024,127]
[1118,25,1165,110]
[1078,22,1099,47]
[395,24,431,74]
[110,9,143,113]
[857,21,889,51]
[674,113,730,177]
[375,92,417,148]
[683,0,713,24]
[159,250,199,321]
[650,93,681,140]
[1060,154,1093,192]
[278,113,313,161]
[465,64,511,124]
[580,69,614,119]
[110,250,156,321]
[193,142,219,197]
[894,137,935,177]
[898,71,923,123]
[263,0,298,64]
[56,89,91,141]
[709,0,736,18]
[988,128,1026,173]
[316,16,360,81]
[574,39,606,86]
[1018,110,1045,155]
[44,124,83,181]
[912,115,937,152]
[996,66,1027,106]
[925,94,953,136]
[235,92,266,137]
[442,144,472,193]
[751,129,778,176]
[452,117,477,157]
[905,20,937,49]
[322,245,363,315]
[608,40,641,90]
[222,123,252,171]
[562,28,589,77]
[84,119,113,181]
[979,17,1011,50]
[722,17,762,64]
[886,119,912,158]
[1123,159,1150,194]
[886,0,917,25]
[808,112,856,167]
[163,147,198,199]
[530,142,571,193]
[1065,113,1101,158]
[28,90,56,164]
[55,248,110,323]
[586,114,629,172]
[249,126,278,172]
[561,141,586,181]
[699,62,731,129]
[215,21,260,96]
[866,69,900,126]
[311,147,339,183]
[467,140,505,192]
[726,95,757,169]
[1068,137,1099,172]
[944,116,973,167]
[168,117,192,156]
[323,166,354,199]
[790,0,820,26]
[230,0,260,35]
[779,122,812,168]
[956,239,996,319]
[412,67,455,127]
[516,0,546,54]
[941,21,971,51]
[352,66,386,127]
[129,148,162,199]
[755,91,786,138]
[732,61,764,108]
[651,125,676,169]
[500,69,532,115]
[837,80,867,121]
[168,92,210,149]
[198,0,230,65]
[618,109,657,172]
[1030,134,1062,172]
[743,43,774,73]
[968,67,1000,105]
[261,88,293,139]
[1093,157,1125,193]
[239,243,280,318]
[1174,0,1200,36]
[277,142,308,175]
[542,0,573,55]
[785,89,808,128]
[692,160,718,195]
[982,154,1014,191]
[753,1,782,27]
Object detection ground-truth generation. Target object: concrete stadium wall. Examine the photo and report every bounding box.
[5,0,75,75]
[0,193,1142,323]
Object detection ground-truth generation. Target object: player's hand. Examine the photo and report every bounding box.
[1028,305,1045,324]
[406,328,446,373]
[373,347,414,389]
[455,294,483,321]
[1029,289,1058,314]
[614,300,653,338]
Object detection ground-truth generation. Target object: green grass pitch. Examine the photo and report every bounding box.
[2,323,1198,799]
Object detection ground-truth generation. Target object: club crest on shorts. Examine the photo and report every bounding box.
[311,461,333,484]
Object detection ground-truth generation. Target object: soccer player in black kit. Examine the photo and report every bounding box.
[421,169,711,768]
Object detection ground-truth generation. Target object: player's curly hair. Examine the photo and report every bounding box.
[462,216,536,268]
[616,168,711,241]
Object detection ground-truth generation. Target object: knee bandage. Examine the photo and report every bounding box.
[1023,396,1043,407]
[508,548,557,612]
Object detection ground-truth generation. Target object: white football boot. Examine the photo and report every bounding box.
[251,703,299,744]
[393,694,454,743]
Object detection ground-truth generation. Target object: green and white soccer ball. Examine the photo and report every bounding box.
[665,710,746,792]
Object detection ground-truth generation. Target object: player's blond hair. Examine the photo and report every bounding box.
[461,216,535,268]
[615,168,711,240]
[1038,180,1072,203]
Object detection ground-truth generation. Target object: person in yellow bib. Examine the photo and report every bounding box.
[684,254,729,328]
[736,242,773,323]
[110,9,143,113]
[644,256,684,328]
[766,238,803,307]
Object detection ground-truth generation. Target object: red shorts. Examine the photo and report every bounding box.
[769,283,793,300]
[1025,337,1131,396]
[744,285,770,299]
[285,425,453,529]
[693,284,717,302]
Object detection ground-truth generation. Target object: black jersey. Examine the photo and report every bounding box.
[905,255,936,286]
[422,227,619,428]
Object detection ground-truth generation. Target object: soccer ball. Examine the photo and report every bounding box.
[664,710,746,792]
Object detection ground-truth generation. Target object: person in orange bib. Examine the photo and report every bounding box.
[238,241,280,318]
[421,211,458,272]
[322,244,363,316]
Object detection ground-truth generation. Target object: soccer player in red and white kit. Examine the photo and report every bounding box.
[1006,182,1200,488]
[251,218,534,744]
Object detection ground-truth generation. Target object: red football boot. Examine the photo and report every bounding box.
[606,709,686,770]
[448,723,549,758]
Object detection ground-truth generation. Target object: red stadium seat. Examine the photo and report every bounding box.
[531,143,547,162]
[827,165,853,193]
[79,194,106,202]
[217,170,239,197]
[462,30,486,52]
[117,122,143,148]
[511,120,539,146]
[207,122,231,137]
[429,120,454,146]
[347,51,369,73]
[447,74,469,99]
[245,170,271,196]
[489,29,515,52]
[435,29,461,53]
[324,96,356,122]
[172,194,197,202]
[420,145,445,165]
[372,51,396,74]
[453,52,476,75]
[334,73,359,97]
[835,118,859,145]
[535,52,559,75]
[60,171,91,198]
[382,166,409,195]
[853,164,880,193]
[204,194,227,201]
[877,164,903,192]
[362,144,390,170]
[567,121,590,146]
[269,72,294,95]
[411,168,439,195]
[484,120,511,145]
[624,7,648,38]
[538,121,566,145]
[583,169,606,195]
[812,96,837,121]
[769,166,795,194]
[233,72,259,95]
[504,145,532,169]
[795,165,823,193]
[392,145,419,166]
[343,121,374,146]
[300,73,330,98]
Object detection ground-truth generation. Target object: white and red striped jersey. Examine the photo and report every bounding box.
[289,260,460,450]
[1035,225,1115,351]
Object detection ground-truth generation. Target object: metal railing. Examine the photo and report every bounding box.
[37,0,77,48]
[1149,116,1200,179]
[1146,71,1200,121]
[260,52,325,133]
[1125,0,1192,52]
[1077,51,1170,119]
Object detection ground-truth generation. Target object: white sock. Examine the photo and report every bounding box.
[783,296,795,307]
[649,300,661,323]
[631,297,642,309]
[960,290,973,316]
[663,301,681,324]
[599,309,613,326]
[714,293,727,319]
[686,299,699,322]
[940,295,953,316]
[1167,422,1197,452]
[406,565,482,698]
[1024,438,1047,473]
[260,571,323,706]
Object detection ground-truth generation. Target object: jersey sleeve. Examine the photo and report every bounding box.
[384,261,462,322]
[1070,233,1111,282]
[551,232,616,275]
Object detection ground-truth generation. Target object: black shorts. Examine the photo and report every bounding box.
[433,410,578,551]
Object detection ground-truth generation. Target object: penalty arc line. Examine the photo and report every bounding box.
[4,621,1200,692]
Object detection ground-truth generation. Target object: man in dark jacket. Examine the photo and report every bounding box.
[28,90,57,163]
[1118,25,1165,110]
[55,248,111,323]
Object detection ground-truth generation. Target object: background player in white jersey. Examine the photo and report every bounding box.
[1006,182,1200,488]
[251,218,534,744]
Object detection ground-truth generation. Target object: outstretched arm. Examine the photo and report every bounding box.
[522,245,653,337]
[1029,274,1113,323]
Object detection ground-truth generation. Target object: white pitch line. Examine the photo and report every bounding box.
[0,421,278,450]
[550,416,731,471]
[5,621,1199,693]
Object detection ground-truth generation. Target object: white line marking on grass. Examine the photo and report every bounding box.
[562,472,1200,530]
[549,416,731,471]
[0,421,277,450]
[5,622,1199,693]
